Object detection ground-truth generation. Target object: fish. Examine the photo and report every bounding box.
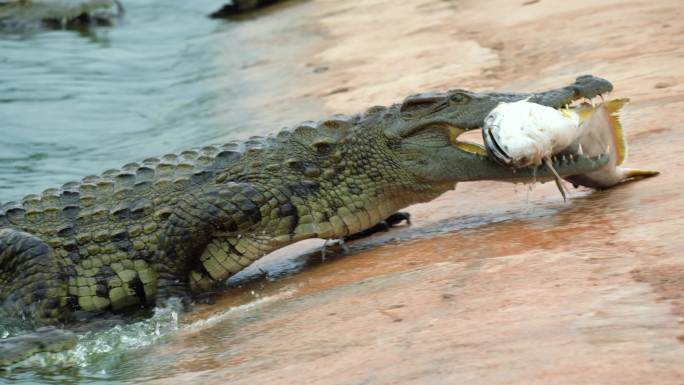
[483,99,583,169]
[564,99,659,189]
[483,98,658,200]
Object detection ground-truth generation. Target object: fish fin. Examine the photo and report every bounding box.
[565,168,659,190]
[455,141,488,156]
[559,109,576,120]
[574,106,595,123]
[573,98,628,166]
[620,168,660,180]
[603,98,629,166]
[543,157,568,202]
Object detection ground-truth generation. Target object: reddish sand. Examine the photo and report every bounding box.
[146,0,684,384]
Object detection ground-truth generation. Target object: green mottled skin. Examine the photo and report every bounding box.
[0,75,613,325]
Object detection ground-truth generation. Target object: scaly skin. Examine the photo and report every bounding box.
[0,0,124,29]
[0,75,613,327]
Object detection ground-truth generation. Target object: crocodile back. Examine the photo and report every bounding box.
[0,139,275,237]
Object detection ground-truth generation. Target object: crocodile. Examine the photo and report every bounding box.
[209,0,282,18]
[1,75,639,333]
[0,0,124,30]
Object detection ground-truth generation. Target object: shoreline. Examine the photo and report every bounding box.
[150,0,684,383]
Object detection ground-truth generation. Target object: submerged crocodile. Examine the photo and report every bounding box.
[1,75,647,332]
[0,0,124,29]
[209,0,281,18]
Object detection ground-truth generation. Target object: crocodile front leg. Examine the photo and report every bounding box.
[189,234,291,291]
[344,212,411,241]
[186,175,412,291]
[184,181,300,292]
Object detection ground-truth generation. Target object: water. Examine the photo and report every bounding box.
[0,0,323,202]
[0,0,325,382]
[2,300,182,381]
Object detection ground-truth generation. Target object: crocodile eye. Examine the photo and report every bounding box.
[400,92,446,113]
[449,92,470,104]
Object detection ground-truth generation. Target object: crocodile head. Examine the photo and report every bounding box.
[384,75,613,183]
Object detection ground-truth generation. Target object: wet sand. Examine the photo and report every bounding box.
[147,0,684,383]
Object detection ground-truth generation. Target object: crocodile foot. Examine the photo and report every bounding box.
[344,212,411,242]
[320,238,349,261]
[319,213,412,260]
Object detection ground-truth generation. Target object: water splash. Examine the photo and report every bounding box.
[0,289,298,385]
[184,289,296,333]
[5,298,182,372]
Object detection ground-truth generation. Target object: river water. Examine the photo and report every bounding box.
[0,0,322,202]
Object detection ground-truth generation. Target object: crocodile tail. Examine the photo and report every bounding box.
[0,229,67,325]
[0,230,76,366]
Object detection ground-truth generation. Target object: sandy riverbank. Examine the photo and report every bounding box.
[149,0,684,383]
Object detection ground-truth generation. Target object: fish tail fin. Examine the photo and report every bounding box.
[602,98,629,166]
[567,98,659,189]
[575,98,629,166]
[620,168,660,180]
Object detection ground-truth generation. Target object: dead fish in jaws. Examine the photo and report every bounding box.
[483,98,659,200]
[564,99,659,189]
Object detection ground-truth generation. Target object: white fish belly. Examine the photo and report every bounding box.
[483,100,581,167]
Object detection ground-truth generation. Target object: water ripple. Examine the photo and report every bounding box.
[0,0,322,201]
